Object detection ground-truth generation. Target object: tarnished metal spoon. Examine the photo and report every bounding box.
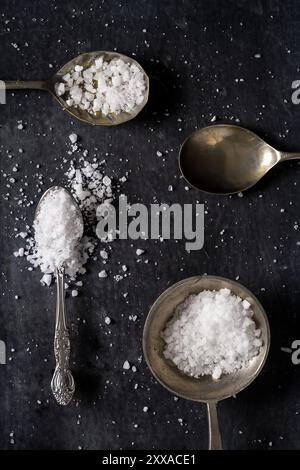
[35,186,84,405]
[179,124,300,194]
[143,275,270,450]
[4,51,149,126]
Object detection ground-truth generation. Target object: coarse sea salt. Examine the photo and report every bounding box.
[55,56,146,117]
[162,288,262,380]
[26,188,91,278]
[16,154,116,286]
[66,158,113,221]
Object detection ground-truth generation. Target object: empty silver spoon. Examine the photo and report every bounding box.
[143,275,270,449]
[179,124,300,194]
[35,186,84,405]
[4,51,149,126]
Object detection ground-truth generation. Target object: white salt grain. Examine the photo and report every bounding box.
[162,288,262,380]
[123,360,130,370]
[136,249,145,256]
[69,133,78,144]
[98,270,108,278]
[40,274,52,287]
[100,249,108,260]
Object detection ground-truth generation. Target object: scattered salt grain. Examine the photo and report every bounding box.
[71,289,78,297]
[13,247,24,257]
[40,273,52,287]
[104,316,111,325]
[98,270,108,278]
[123,360,130,370]
[136,249,145,256]
[162,288,262,380]
[69,133,78,144]
[100,249,109,260]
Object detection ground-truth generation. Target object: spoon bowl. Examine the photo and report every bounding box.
[179,124,300,194]
[5,51,149,126]
[143,275,270,449]
[35,186,84,230]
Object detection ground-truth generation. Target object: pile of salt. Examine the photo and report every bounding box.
[55,56,146,116]
[162,288,262,380]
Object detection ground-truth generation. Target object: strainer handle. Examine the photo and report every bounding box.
[207,401,222,450]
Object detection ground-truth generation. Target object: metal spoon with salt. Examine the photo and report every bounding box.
[143,275,270,449]
[35,186,84,406]
[4,51,149,126]
[179,124,300,194]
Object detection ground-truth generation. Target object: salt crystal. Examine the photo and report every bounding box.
[102,175,111,187]
[104,316,111,325]
[40,274,52,287]
[55,83,65,96]
[123,360,130,370]
[69,133,78,144]
[100,249,108,260]
[98,270,108,278]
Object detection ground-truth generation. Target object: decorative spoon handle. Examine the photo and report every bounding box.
[4,80,48,90]
[207,401,222,450]
[51,267,75,406]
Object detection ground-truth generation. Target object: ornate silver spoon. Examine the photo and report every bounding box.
[35,186,84,405]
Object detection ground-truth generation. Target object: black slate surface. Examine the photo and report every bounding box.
[0,0,299,450]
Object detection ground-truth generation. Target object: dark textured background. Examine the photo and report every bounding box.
[0,0,299,450]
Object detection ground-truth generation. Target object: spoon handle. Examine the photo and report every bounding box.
[4,80,48,90]
[207,401,222,450]
[281,152,300,161]
[51,267,75,406]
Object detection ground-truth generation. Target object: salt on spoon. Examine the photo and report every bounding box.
[3,51,149,126]
[35,186,84,405]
